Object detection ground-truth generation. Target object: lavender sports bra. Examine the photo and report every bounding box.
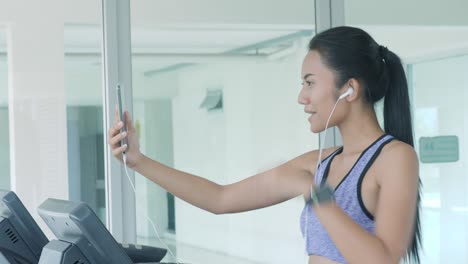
[300,134,395,263]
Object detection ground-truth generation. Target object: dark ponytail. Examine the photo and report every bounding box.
[381,48,413,146]
[309,26,422,263]
[382,47,422,264]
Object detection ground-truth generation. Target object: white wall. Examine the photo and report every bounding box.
[133,98,175,240]
[0,107,9,190]
[171,46,315,263]
[412,55,468,263]
[0,0,67,238]
[0,58,6,106]
[0,54,9,190]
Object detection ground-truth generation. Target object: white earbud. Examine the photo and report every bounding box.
[338,87,354,100]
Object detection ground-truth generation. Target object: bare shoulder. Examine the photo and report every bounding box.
[375,139,419,185]
[296,146,342,176]
[283,146,341,196]
[380,139,418,159]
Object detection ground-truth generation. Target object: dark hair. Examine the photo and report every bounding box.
[309,26,422,263]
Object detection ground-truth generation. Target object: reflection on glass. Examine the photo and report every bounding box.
[412,55,468,264]
[0,31,10,190]
[130,23,315,263]
[65,23,106,223]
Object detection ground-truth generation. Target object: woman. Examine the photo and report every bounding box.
[109,26,421,264]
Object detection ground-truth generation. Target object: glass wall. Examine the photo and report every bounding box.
[129,1,316,263]
[65,15,106,222]
[0,30,10,190]
[411,55,468,263]
[345,0,468,263]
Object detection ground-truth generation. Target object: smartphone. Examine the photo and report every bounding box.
[116,84,128,149]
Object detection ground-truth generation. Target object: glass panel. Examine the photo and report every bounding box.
[345,0,468,26]
[411,55,468,264]
[129,1,316,263]
[345,1,468,263]
[0,30,10,190]
[65,19,106,222]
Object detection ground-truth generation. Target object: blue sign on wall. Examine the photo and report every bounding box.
[419,136,459,163]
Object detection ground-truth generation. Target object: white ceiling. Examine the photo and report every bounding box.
[0,25,468,76]
[62,25,309,54]
[1,0,468,74]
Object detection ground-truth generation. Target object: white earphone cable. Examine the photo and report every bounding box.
[122,153,181,264]
[304,93,346,252]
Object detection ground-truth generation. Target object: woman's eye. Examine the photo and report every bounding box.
[301,80,314,87]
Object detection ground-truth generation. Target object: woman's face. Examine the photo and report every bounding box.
[298,50,344,133]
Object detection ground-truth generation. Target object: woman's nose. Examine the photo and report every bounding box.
[297,89,308,105]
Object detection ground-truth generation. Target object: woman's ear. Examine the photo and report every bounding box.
[344,78,360,102]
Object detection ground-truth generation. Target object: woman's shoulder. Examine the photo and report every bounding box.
[375,138,419,183]
[300,146,342,175]
[379,138,418,162]
[291,147,342,198]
